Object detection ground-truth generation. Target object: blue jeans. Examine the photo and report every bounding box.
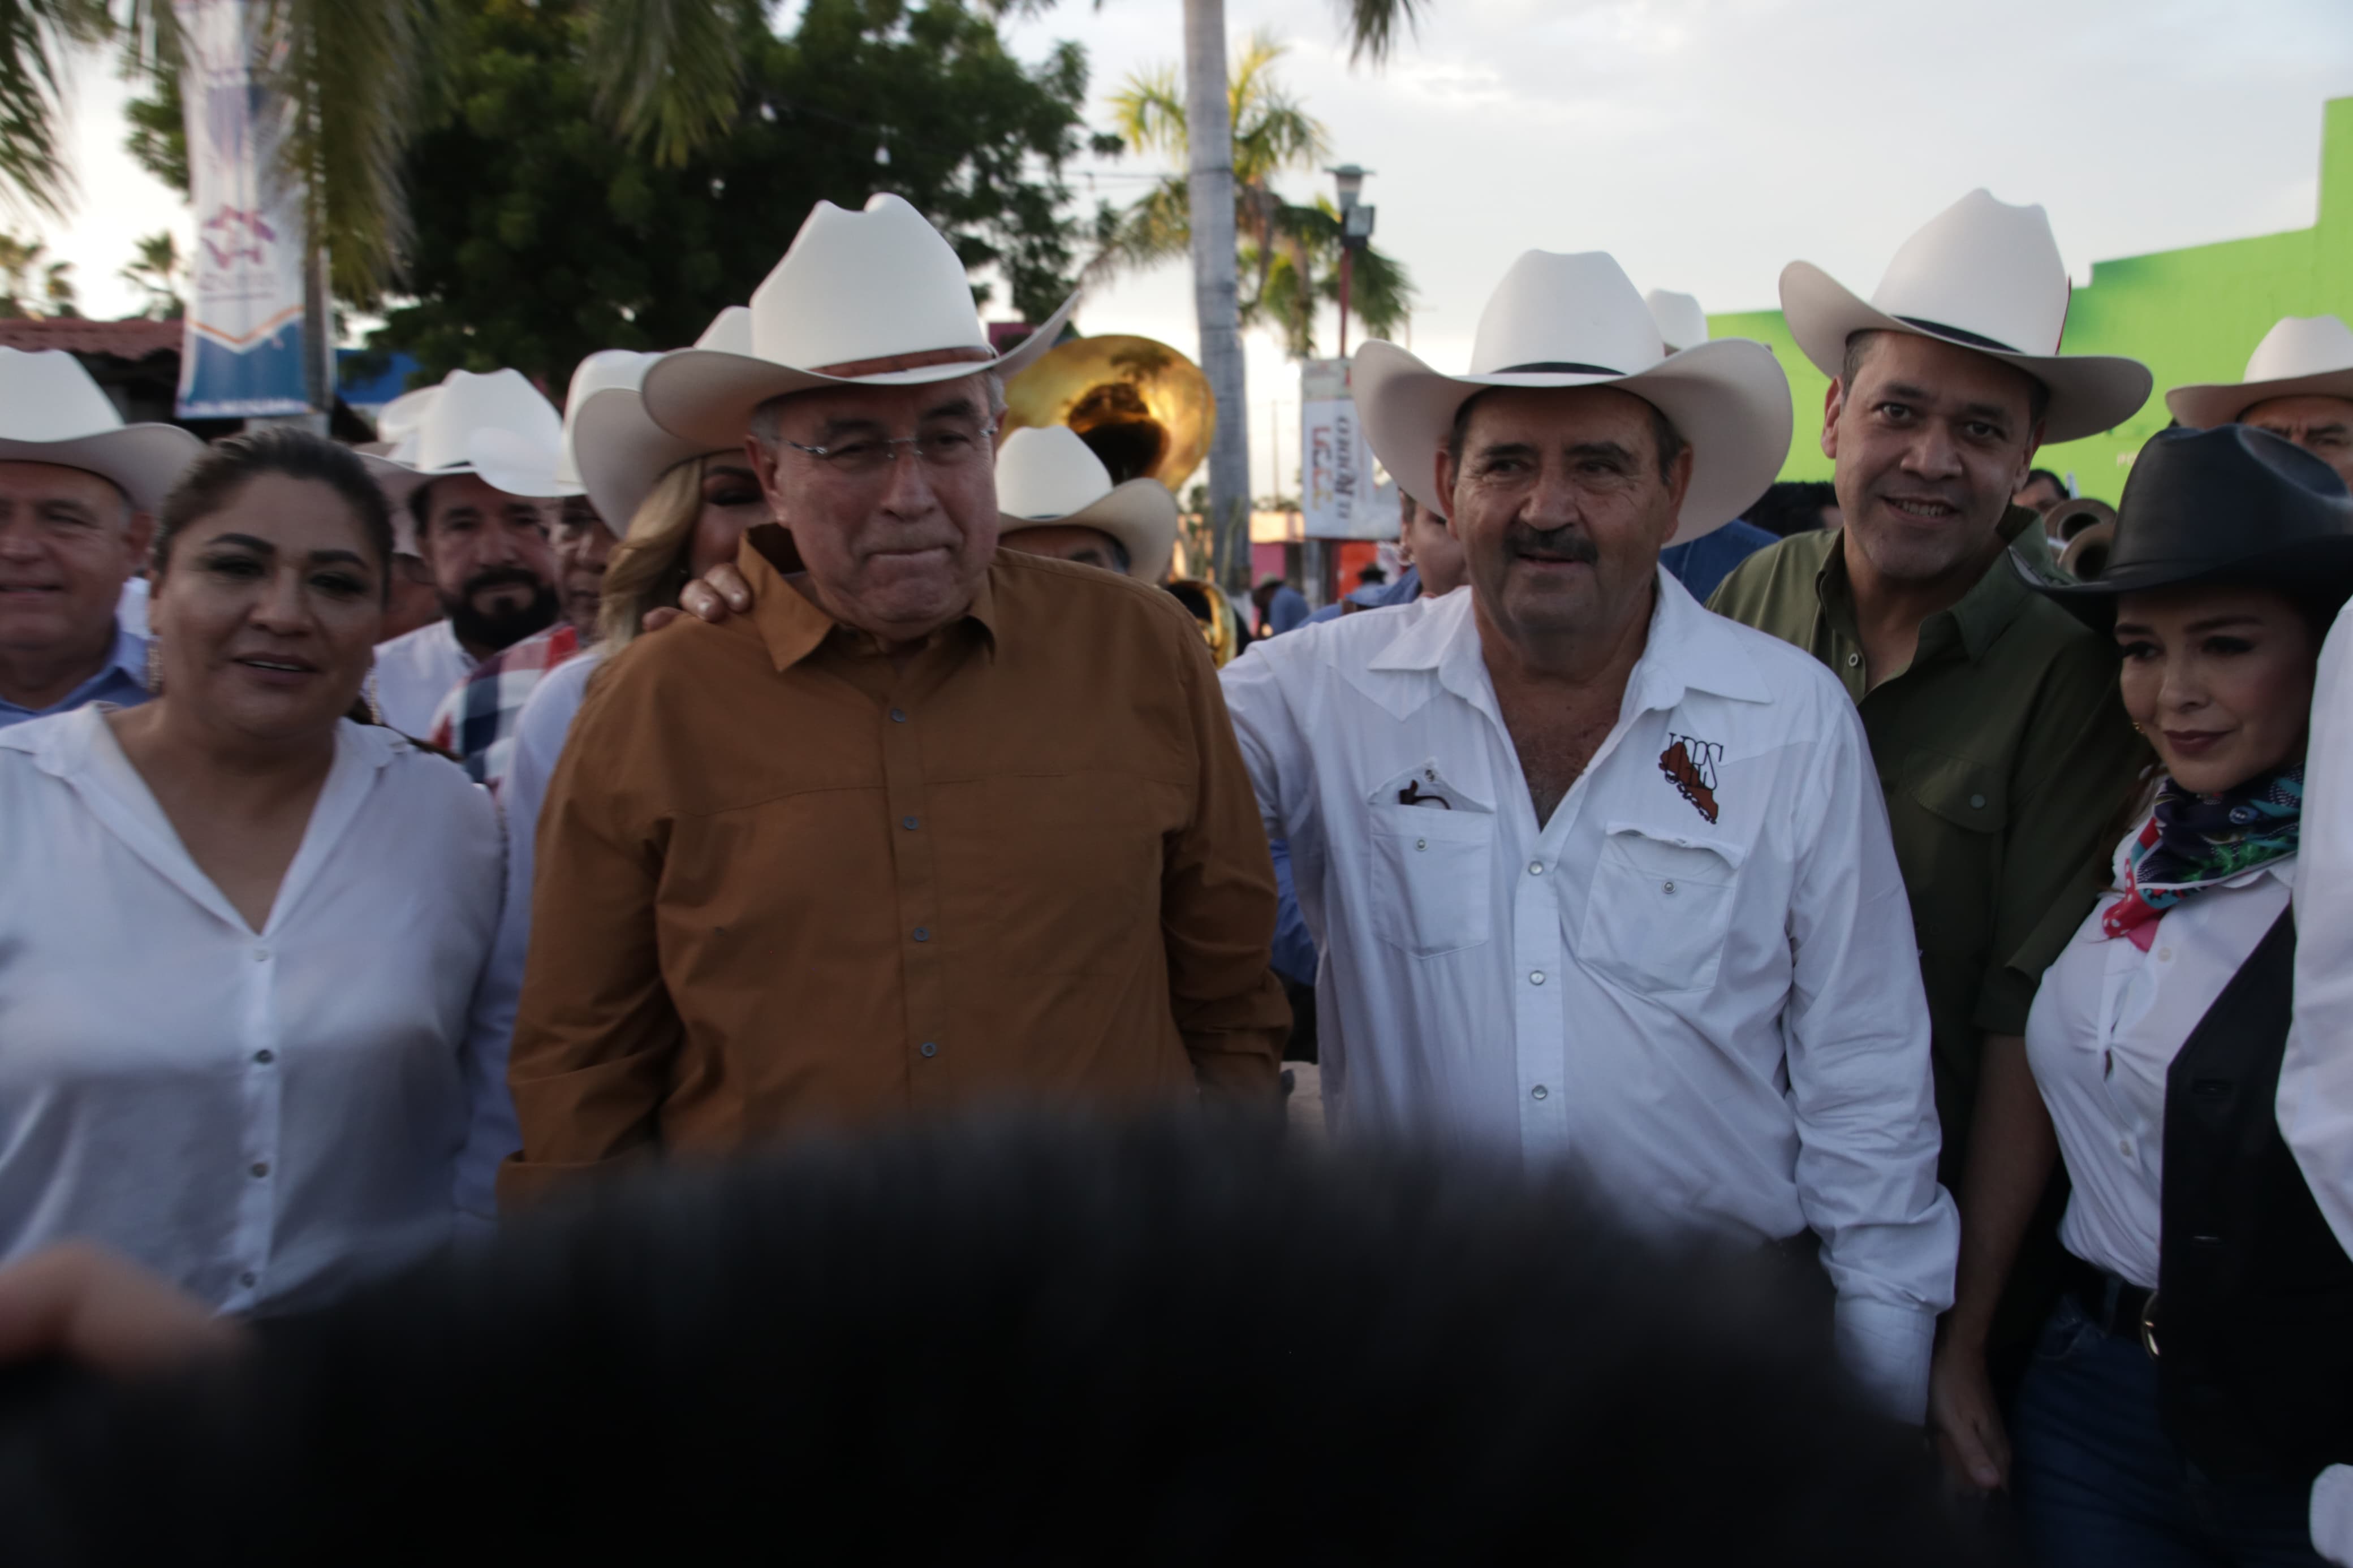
[2011,1294,2322,1567]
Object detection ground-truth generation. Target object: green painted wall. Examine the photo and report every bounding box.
[1716,96,2353,502]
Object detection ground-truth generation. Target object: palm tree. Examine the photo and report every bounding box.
[40,253,73,315]
[120,0,750,308]
[1154,1,1425,591]
[0,1,108,219]
[119,228,182,319]
[0,230,42,316]
[1095,38,1412,365]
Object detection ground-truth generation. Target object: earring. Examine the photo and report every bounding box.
[364,666,385,727]
[144,637,163,696]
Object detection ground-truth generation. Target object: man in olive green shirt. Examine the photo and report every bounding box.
[1708,191,2152,1488]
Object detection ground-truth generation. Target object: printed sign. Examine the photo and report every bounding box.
[1300,358,1390,541]
[175,0,309,418]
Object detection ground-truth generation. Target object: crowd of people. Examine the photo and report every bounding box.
[0,183,2350,1563]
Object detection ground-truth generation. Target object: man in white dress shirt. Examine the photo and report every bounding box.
[1220,249,1958,1421]
[367,369,575,735]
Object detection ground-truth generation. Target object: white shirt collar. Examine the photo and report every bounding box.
[1358,568,1775,715]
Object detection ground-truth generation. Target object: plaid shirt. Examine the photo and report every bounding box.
[426,623,583,796]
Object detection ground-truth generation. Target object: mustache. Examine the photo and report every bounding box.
[460,565,549,598]
[1503,525,1599,565]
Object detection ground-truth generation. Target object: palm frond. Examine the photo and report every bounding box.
[253,0,432,306]
[1228,33,1325,187]
[0,0,110,217]
[1083,174,1187,283]
[582,0,747,167]
[1107,61,1184,158]
[1333,0,1425,64]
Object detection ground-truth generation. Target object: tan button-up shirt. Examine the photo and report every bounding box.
[501,528,1288,1206]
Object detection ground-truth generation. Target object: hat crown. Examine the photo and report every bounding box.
[2111,424,2353,575]
[408,368,563,475]
[996,426,1114,520]
[1468,252,1665,379]
[0,348,130,442]
[2243,314,2353,383]
[1868,189,2068,355]
[748,194,989,372]
[700,305,755,355]
[1643,289,1710,353]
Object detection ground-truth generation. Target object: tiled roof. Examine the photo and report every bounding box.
[0,316,183,360]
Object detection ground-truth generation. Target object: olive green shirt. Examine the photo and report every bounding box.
[1708,512,2145,1183]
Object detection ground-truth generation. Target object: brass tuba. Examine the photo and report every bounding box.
[1006,334,1237,662]
[1002,334,1216,491]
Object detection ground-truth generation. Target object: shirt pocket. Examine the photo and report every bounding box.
[1895,753,2009,954]
[1368,806,1497,958]
[1577,822,1747,996]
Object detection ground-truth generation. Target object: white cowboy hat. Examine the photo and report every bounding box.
[0,347,205,513]
[361,367,579,518]
[1644,289,1710,354]
[994,426,1179,581]
[1353,250,1793,545]
[559,307,757,530]
[1780,189,2150,443]
[640,193,1078,450]
[2166,316,2353,429]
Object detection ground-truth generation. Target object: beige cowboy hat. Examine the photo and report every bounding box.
[362,366,579,551]
[640,193,1077,450]
[994,426,1179,581]
[2166,316,2353,429]
[1781,189,2150,443]
[1643,289,1710,355]
[0,347,205,513]
[559,308,756,530]
[1354,249,1793,545]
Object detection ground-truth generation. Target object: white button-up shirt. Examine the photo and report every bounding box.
[373,618,473,738]
[2026,856,2294,1290]
[1222,574,1956,1418]
[0,707,509,1313]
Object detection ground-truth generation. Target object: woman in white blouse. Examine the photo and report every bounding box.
[1928,426,2353,1566]
[0,428,508,1314]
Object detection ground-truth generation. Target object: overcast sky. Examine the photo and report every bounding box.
[35,0,2353,493]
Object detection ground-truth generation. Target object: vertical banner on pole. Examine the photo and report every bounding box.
[175,0,309,418]
[1299,358,1387,540]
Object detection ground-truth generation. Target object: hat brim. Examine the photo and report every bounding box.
[0,424,208,515]
[640,289,1080,451]
[1779,261,2153,443]
[571,386,731,531]
[1353,336,1794,546]
[1001,476,1180,581]
[2166,369,2353,430]
[2011,533,2353,630]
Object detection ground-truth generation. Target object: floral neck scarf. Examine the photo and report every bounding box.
[2101,763,2302,949]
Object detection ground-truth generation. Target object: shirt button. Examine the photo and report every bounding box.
[251,946,270,962]
[239,1271,257,1288]
[1663,880,1676,895]
[1531,1085,1549,1100]
[889,708,908,723]
[912,927,930,943]
[2157,947,2173,963]
[2119,1138,2135,1157]
[1415,837,1428,852]
[1529,970,1546,986]
[1528,861,1545,875]
[1845,652,1860,668]
[920,1040,938,1058]
[1969,794,1987,809]
[902,816,919,830]
[253,1049,274,1065]
[249,1161,269,1178]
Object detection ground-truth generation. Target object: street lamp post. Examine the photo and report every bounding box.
[1326,164,1376,358]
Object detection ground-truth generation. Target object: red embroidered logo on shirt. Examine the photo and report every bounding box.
[1658,734,1722,823]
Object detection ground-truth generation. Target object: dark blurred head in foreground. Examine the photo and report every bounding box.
[0,1118,2001,1565]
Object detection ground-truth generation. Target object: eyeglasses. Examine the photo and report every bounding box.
[784,422,999,478]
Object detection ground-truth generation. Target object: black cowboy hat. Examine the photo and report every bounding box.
[2014,423,2353,630]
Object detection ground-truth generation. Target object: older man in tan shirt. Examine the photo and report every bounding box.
[501,197,1286,1206]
